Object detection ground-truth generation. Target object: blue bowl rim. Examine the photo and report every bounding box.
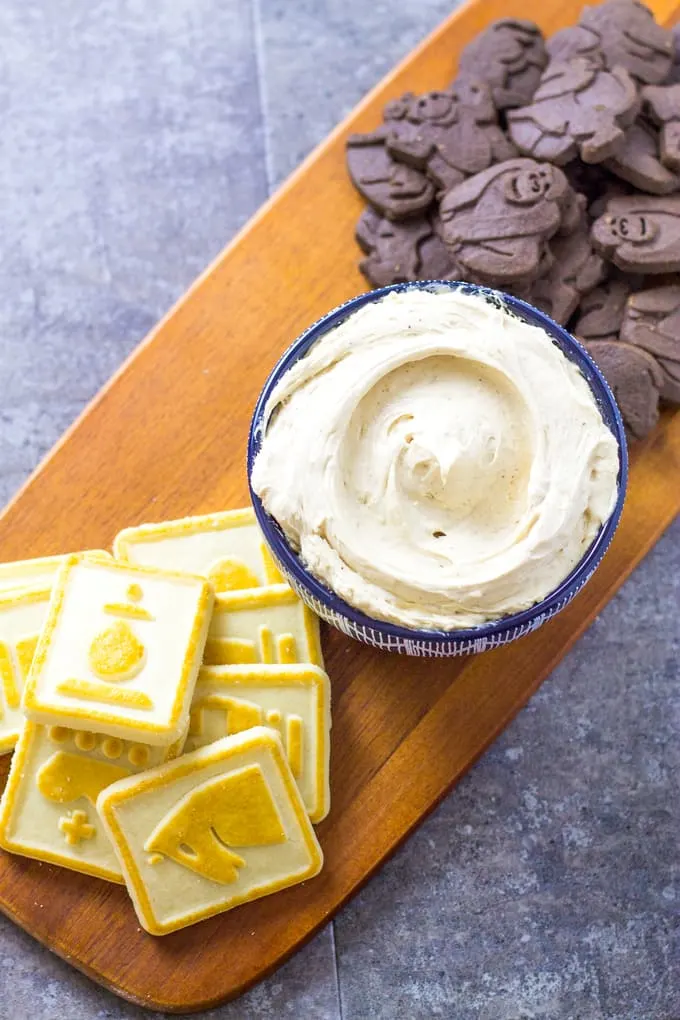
[247,280,628,643]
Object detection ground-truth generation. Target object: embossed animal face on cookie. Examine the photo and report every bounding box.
[507,57,640,165]
[439,158,570,282]
[385,83,517,193]
[457,18,548,109]
[505,163,567,204]
[591,194,680,272]
[407,90,460,126]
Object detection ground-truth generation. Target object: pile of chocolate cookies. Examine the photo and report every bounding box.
[346,0,680,439]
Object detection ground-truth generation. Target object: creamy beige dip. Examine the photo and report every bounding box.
[252,288,620,630]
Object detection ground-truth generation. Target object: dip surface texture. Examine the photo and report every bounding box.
[252,289,620,630]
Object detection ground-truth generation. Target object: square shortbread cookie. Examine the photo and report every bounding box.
[23,555,213,745]
[97,727,323,934]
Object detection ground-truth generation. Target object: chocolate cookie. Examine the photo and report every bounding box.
[530,227,607,325]
[547,1,673,85]
[643,84,680,171]
[346,132,436,220]
[384,81,517,193]
[507,57,640,165]
[591,193,680,272]
[574,278,632,341]
[605,117,680,194]
[355,208,455,287]
[620,285,680,401]
[584,338,663,438]
[439,158,571,283]
[666,24,680,84]
[456,19,547,110]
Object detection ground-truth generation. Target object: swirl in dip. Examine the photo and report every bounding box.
[251,288,620,630]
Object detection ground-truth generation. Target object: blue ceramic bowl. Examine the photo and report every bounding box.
[248,281,628,657]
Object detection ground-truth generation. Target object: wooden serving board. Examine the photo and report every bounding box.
[0,0,679,1012]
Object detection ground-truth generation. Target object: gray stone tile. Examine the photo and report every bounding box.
[256,0,458,186]
[335,517,680,1020]
[0,0,269,476]
[0,916,339,1019]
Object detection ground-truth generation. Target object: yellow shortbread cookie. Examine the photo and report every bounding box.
[23,554,213,745]
[97,727,323,935]
[186,663,331,822]
[114,508,285,593]
[0,550,111,595]
[205,585,323,669]
[0,586,52,754]
[0,720,183,882]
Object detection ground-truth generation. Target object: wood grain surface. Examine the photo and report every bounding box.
[0,0,679,1012]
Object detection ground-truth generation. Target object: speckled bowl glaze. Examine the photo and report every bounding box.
[248,281,628,657]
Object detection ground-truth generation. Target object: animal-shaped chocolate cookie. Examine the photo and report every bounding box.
[584,339,663,438]
[605,118,680,194]
[547,1,673,85]
[531,228,607,325]
[574,278,632,341]
[355,208,455,287]
[507,57,640,165]
[346,132,435,220]
[384,82,517,193]
[591,193,680,272]
[643,84,680,172]
[457,19,547,110]
[620,285,680,401]
[439,158,571,283]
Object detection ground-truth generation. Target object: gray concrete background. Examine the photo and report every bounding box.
[0,2,678,1018]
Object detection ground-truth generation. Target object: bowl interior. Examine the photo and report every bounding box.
[248,280,628,644]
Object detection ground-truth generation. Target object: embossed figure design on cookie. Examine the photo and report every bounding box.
[546,0,674,85]
[22,555,213,744]
[144,764,286,884]
[507,57,640,165]
[205,624,299,666]
[59,583,153,709]
[0,720,177,881]
[189,695,304,779]
[38,726,131,845]
[205,586,323,669]
[58,809,96,846]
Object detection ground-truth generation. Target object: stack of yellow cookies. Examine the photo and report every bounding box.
[0,508,330,935]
